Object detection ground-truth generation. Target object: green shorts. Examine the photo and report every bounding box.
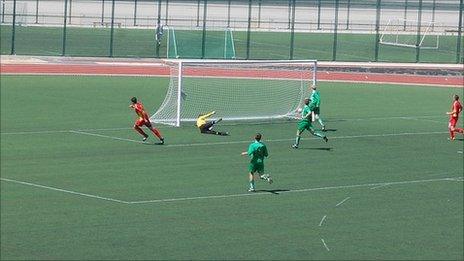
[297,120,313,132]
[248,162,264,174]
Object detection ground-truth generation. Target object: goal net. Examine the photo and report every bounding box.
[150,60,317,127]
[167,27,236,59]
[379,19,440,49]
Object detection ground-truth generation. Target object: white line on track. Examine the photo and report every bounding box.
[321,238,330,251]
[0,178,128,204]
[319,215,327,227]
[335,197,351,207]
[1,176,461,205]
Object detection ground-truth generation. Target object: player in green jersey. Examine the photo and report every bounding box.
[310,85,326,131]
[241,133,272,192]
[292,98,328,149]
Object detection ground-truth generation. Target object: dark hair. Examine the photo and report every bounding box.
[454,95,459,101]
[255,133,262,141]
[131,97,137,103]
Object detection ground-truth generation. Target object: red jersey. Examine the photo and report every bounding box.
[450,100,462,120]
[132,102,149,121]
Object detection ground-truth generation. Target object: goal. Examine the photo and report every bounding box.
[167,27,236,59]
[379,19,440,49]
[150,60,317,127]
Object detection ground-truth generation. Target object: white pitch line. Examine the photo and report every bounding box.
[318,215,327,227]
[370,184,390,190]
[458,151,463,154]
[0,178,128,204]
[2,176,461,205]
[127,177,461,204]
[69,130,145,144]
[335,197,351,207]
[321,238,330,251]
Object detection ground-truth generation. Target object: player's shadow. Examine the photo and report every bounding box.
[300,147,332,151]
[254,189,290,195]
[322,128,337,132]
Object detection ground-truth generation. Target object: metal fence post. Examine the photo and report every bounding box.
[10,0,16,55]
[109,0,115,57]
[35,0,38,24]
[374,0,382,61]
[457,0,463,63]
[68,0,72,24]
[101,0,105,24]
[156,0,162,57]
[287,0,291,29]
[289,0,296,59]
[62,0,68,55]
[403,0,408,30]
[227,0,231,27]
[246,0,252,59]
[165,0,169,25]
[257,0,262,28]
[317,0,321,30]
[2,0,5,23]
[134,0,138,26]
[346,0,351,30]
[415,0,423,62]
[201,0,207,59]
[196,0,200,27]
[431,0,436,31]
[332,0,340,61]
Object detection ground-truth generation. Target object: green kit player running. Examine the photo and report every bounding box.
[241,133,272,192]
[292,98,328,149]
[310,85,326,131]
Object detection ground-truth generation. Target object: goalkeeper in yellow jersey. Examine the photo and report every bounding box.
[196,111,229,136]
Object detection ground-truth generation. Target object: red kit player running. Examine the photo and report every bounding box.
[129,97,165,144]
[446,94,463,141]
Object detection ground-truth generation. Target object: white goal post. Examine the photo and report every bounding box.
[150,60,317,127]
[379,19,440,49]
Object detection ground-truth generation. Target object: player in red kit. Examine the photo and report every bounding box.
[130,97,165,144]
[446,94,463,141]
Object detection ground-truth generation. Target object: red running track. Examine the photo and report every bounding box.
[1,63,462,87]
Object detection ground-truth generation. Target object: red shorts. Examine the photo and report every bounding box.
[449,118,458,128]
[135,118,152,127]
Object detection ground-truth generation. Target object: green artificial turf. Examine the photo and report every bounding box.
[1,75,463,260]
[1,25,461,63]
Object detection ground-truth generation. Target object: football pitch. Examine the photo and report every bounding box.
[1,75,463,260]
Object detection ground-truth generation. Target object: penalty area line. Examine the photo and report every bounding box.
[69,130,145,144]
[0,178,128,204]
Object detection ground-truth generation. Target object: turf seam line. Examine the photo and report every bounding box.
[335,197,351,207]
[0,178,129,204]
[318,215,327,227]
[321,238,330,251]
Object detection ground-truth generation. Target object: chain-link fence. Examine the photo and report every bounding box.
[0,0,462,63]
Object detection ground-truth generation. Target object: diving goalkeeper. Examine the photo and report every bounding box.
[196,111,228,136]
